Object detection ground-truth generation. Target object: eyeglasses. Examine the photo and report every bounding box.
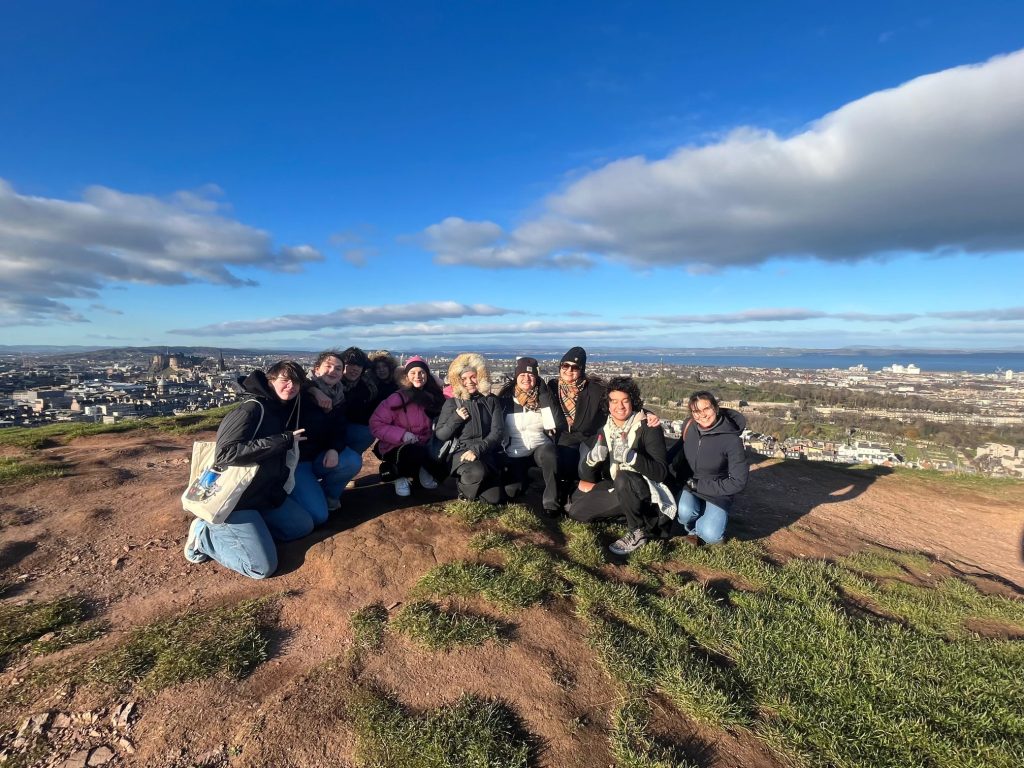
[691,405,716,417]
[560,363,580,371]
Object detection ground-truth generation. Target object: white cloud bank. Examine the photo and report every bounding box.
[171,301,521,336]
[0,181,322,324]
[422,49,1024,271]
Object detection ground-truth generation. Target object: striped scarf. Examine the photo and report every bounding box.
[514,384,540,411]
[558,378,587,427]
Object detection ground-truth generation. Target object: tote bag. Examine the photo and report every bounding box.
[181,401,265,524]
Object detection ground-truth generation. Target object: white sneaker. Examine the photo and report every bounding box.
[418,466,438,489]
[184,518,210,563]
[609,528,648,556]
[395,477,412,497]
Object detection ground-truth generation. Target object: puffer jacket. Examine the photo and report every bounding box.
[213,371,302,513]
[434,353,504,465]
[497,381,567,456]
[670,408,748,510]
[370,389,434,455]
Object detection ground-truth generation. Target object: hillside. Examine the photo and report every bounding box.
[1,427,1022,767]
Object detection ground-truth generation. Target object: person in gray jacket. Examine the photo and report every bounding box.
[669,390,748,544]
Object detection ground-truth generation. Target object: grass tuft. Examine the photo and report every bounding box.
[350,603,389,655]
[497,503,545,532]
[349,687,531,768]
[610,699,698,768]
[444,498,503,525]
[0,456,66,486]
[0,597,93,668]
[392,600,508,651]
[559,517,606,569]
[88,596,277,692]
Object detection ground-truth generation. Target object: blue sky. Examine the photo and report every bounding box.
[2,1,1023,352]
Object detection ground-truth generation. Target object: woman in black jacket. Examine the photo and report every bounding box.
[670,391,748,544]
[435,353,504,504]
[183,361,316,579]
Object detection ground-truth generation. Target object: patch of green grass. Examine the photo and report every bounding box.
[0,597,92,668]
[418,541,565,610]
[840,548,934,578]
[350,603,388,655]
[88,596,277,692]
[892,466,1024,495]
[34,619,108,656]
[392,600,508,651]
[610,699,698,768]
[558,518,605,568]
[0,456,66,485]
[349,687,531,768]
[496,503,544,532]
[443,498,503,525]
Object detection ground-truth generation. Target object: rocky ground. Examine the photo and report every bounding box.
[1,429,1021,767]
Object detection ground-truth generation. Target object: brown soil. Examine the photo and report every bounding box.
[1,432,1021,767]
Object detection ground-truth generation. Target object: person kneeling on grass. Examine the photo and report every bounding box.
[184,361,317,579]
[669,391,748,545]
[566,376,677,556]
[369,356,447,497]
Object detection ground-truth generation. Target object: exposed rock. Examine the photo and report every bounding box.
[87,745,115,765]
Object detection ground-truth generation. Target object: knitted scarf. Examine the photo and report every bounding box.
[514,384,540,412]
[310,376,345,408]
[558,378,587,427]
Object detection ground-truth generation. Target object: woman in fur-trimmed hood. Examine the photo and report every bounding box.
[446,353,493,398]
[435,352,504,503]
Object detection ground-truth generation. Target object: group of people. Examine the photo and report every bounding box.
[183,346,748,578]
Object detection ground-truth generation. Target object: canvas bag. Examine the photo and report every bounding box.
[181,401,265,524]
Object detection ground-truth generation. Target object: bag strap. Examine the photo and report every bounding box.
[250,399,265,440]
[682,418,692,440]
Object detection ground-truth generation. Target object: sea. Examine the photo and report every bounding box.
[583,351,1024,374]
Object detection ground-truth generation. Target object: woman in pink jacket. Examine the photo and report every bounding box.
[369,356,447,497]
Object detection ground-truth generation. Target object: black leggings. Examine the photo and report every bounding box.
[448,453,502,504]
[503,442,559,509]
[380,443,446,483]
[567,470,665,535]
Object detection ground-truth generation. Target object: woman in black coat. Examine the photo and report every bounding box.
[435,353,504,504]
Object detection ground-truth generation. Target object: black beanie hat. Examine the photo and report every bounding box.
[560,346,587,372]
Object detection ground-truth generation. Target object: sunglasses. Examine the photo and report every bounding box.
[560,363,580,371]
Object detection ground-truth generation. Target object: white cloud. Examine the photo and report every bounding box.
[0,180,322,324]
[646,308,921,324]
[170,301,522,336]
[422,49,1024,271]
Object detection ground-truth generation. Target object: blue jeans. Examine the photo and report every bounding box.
[187,475,327,580]
[311,448,361,502]
[346,423,375,455]
[677,489,728,544]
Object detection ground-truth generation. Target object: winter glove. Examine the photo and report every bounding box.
[402,431,418,444]
[587,435,609,464]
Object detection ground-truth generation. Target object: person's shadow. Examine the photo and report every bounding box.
[725,450,892,541]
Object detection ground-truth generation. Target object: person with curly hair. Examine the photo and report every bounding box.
[566,376,676,556]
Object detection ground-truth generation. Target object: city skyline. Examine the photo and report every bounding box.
[2,3,1024,351]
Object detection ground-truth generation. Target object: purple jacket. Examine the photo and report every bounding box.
[370,390,434,455]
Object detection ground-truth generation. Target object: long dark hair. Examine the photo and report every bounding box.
[394,371,446,419]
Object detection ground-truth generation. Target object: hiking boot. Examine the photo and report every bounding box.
[326,497,341,513]
[183,518,210,564]
[609,528,648,556]
[395,477,412,497]
[418,467,439,490]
